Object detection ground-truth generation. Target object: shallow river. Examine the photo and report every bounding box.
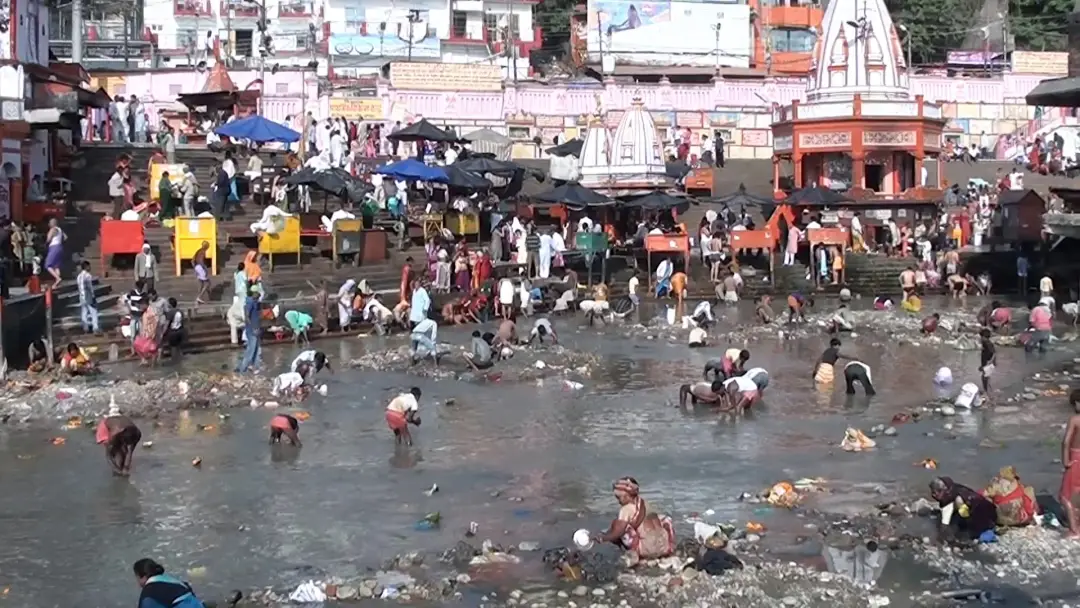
[0,298,1076,607]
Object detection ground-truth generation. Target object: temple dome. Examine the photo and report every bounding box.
[807,0,909,102]
[579,96,669,191]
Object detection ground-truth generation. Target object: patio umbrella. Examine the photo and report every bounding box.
[463,128,512,160]
[386,119,457,143]
[709,183,775,208]
[545,138,584,158]
[784,186,853,206]
[453,156,521,178]
[283,167,372,203]
[533,182,613,210]
[214,115,300,143]
[376,158,449,183]
[622,191,695,213]
[443,166,492,190]
[665,160,692,179]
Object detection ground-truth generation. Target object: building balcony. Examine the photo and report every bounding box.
[278,1,311,18]
[446,27,489,45]
[174,0,214,16]
[761,5,822,29]
[221,0,260,17]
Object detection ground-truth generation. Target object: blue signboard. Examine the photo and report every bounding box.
[330,28,440,60]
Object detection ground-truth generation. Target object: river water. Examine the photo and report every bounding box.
[0,298,1076,607]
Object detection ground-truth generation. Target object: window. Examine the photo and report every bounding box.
[451,11,467,38]
[235,29,253,56]
[484,13,519,39]
[508,126,530,140]
[769,27,816,53]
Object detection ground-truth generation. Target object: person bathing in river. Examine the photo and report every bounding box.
[827,303,854,334]
[133,558,205,608]
[463,330,495,371]
[594,477,676,566]
[921,313,941,335]
[743,367,769,395]
[96,402,141,476]
[689,300,715,329]
[787,293,813,324]
[688,326,708,348]
[410,317,441,366]
[843,360,875,396]
[525,317,557,345]
[386,387,422,446]
[678,380,725,407]
[702,348,750,380]
[756,296,775,324]
[947,273,969,301]
[271,367,310,400]
[269,414,302,447]
[495,314,519,348]
[813,338,853,386]
[979,301,1012,333]
[720,374,760,413]
[929,476,997,543]
[291,349,332,377]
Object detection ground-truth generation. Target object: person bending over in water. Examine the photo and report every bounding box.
[947,274,969,301]
[742,367,769,396]
[291,349,332,376]
[827,304,854,334]
[410,317,441,366]
[720,374,760,413]
[494,315,518,348]
[463,330,495,371]
[978,301,1011,333]
[702,348,750,380]
[843,360,876,395]
[269,414,302,447]
[678,380,725,407]
[688,326,708,348]
[526,317,558,345]
[386,387,422,446]
[921,313,940,334]
[272,368,310,399]
[133,558,206,608]
[813,338,853,386]
[689,300,715,329]
[96,405,141,476]
[756,296,775,324]
[787,293,813,323]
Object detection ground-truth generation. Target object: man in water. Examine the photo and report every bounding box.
[678,379,725,407]
[980,301,1011,333]
[721,374,760,412]
[1062,397,1080,536]
[688,326,708,348]
[843,360,875,396]
[363,293,396,335]
[689,300,715,329]
[947,274,968,300]
[98,408,141,476]
[743,367,769,395]
[272,366,311,399]
[291,349,332,377]
[827,303,854,334]
[525,317,558,345]
[921,313,940,334]
[703,348,750,380]
[410,317,440,365]
[269,413,302,447]
[899,266,916,302]
[386,387,422,446]
[980,328,996,394]
[463,330,495,371]
[756,296,775,324]
[495,315,519,347]
[787,293,813,324]
[1027,300,1053,354]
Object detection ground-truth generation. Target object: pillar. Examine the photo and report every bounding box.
[851,154,865,190]
[914,154,924,188]
[772,156,781,188]
[794,153,803,188]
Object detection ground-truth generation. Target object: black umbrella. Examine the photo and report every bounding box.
[387,119,457,143]
[665,160,692,179]
[622,191,695,213]
[709,183,775,207]
[533,183,613,210]
[453,156,520,178]
[784,186,853,206]
[545,138,584,158]
[283,167,372,203]
[443,166,492,190]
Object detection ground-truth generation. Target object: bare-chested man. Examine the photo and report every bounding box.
[947,274,969,300]
[756,295,775,324]
[899,266,916,302]
[1061,395,1080,536]
[96,411,142,476]
[678,380,725,407]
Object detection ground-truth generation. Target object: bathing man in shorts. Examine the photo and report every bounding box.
[678,380,725,407]
[721,374,760,412]
[98,411,142,476]
[742,367,769,395]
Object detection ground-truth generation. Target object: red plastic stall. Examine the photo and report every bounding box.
[99,219,146,277]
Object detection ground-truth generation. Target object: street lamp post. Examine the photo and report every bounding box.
[244,0,268,114]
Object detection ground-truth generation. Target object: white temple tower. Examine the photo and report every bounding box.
[579,96,673,194]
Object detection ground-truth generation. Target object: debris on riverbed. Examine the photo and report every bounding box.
[348,344,602,385]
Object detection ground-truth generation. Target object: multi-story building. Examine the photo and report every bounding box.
[752,0,824,75]
[326,0,540,80]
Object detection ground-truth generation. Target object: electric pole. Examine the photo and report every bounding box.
[504,0,516,81]
[406,10,420,62]
[72,0,83,63]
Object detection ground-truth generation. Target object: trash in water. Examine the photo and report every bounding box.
[142,441,154,448]
[466,521,479,536]
[192,457,203,467]
[916,458,938,470]
[767,481,800,508]
[424,483,439,496]
[535,360,547,369]
[293,411,311,421]
[379,587,400,600]
[187,566,207,578]
[63,416,83,430]
[745,521,766,533]
[563,380,584,390]
[415,512,441,530]
[840,428,876,452]
[316,384,328,396]
[50,437,66,446]
[574,528,594,550]
[288,581,327,603]
[178,380,190,395]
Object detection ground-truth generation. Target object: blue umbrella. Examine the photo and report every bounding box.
[376,158,449,183]
[214,115,300,144]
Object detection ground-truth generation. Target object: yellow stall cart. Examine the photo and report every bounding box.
[257,215,302,270]
[173,217,217,277]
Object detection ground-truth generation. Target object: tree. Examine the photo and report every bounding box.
[885,0,974,64]
[1008,0,1071,52]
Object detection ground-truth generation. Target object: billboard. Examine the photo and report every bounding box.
[329,30,440,60]
[585,0,751,68]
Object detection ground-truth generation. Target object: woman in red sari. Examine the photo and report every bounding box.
[473,250,493,291]
[595,477,675,565]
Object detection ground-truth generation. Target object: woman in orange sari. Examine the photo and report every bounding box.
[981,466,1038,527]
[244,250,262,283]
[595,477,675,565]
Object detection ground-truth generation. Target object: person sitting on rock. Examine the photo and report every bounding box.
[981,466,1037,527]
[594,477,675,566]
[59,342,95,376]
[756,295,775,324]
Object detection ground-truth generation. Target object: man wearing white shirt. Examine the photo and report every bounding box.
[385,387,422,445]
[722,374,760,412]
[444,145,458,165]
[410,318,440,365]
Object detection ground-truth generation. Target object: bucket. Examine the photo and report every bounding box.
[573,529,593,551]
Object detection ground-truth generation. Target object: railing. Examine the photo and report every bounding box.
[220,0,259,17]
[174,0,213,16]
[278,1,311,17]
[447,28,489,44]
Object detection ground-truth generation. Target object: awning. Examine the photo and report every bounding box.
[1025,76,1080,107]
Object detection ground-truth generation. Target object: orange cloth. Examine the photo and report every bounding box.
[270,415,296,431]
[244,250,261,282]
[1063,449,1080,499]
[386,410,408,432]
[95,419,111,444]
[671,272,687,296]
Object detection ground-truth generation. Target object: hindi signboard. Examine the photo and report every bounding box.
[389,62,502,92]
